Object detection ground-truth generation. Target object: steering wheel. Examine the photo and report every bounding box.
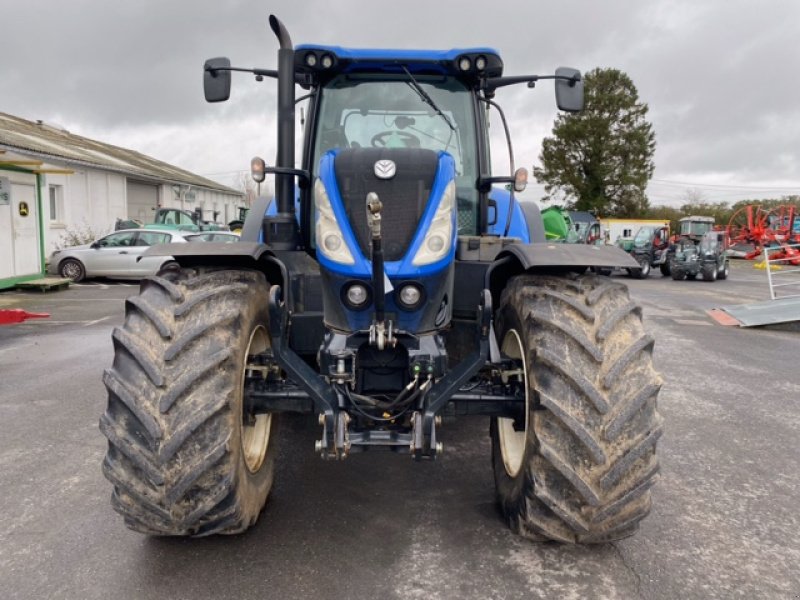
[370,130,421,148]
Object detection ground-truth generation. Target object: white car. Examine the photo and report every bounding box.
[47,228,190,282]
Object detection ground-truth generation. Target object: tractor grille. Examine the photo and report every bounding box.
[334,148,438,261]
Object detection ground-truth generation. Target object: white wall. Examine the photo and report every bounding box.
[40,168,242,255]
[43,168,127,254]
[157,184,242,226]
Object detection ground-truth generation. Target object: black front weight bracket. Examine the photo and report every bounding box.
[413,289,492,459]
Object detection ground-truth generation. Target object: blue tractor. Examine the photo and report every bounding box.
[101,16,662,543]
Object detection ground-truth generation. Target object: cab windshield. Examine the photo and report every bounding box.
[633,227,654,247]
[679,220,713,236]
[312,74,479,234]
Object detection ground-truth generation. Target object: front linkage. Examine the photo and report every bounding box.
[249,283,497,459]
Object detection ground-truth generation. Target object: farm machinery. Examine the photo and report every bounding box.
[100,15,662,543]
[622,224,671,278]
[726,204,800,263]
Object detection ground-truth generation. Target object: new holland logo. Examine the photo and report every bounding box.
[374,160,396,180]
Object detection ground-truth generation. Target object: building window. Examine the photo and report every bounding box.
[49,185,64,222]
[623,228,632,237]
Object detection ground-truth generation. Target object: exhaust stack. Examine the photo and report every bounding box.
[265,14,299,249]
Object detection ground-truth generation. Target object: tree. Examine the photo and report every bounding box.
[533,68,656,217]
[236,171,258,207]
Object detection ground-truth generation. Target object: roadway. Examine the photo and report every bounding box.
[0,263,798,599]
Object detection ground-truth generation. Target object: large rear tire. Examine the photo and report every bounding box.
[490,274,662,543]
[100,268,278,536]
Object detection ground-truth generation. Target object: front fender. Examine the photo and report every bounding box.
[497,242,640,270]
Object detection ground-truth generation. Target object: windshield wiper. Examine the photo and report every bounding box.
[401,65,456,132]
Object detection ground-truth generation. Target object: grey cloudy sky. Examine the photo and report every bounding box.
[3,0,799,206]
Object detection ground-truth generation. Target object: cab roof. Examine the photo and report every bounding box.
[294,45,504,82]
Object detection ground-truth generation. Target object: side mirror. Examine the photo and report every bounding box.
[204,57,232,103]
[555,67,584,113]
[91,242,100,249]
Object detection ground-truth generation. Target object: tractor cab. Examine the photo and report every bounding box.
[677,215,714,239]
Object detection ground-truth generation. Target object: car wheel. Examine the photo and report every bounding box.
[59,258,86,282]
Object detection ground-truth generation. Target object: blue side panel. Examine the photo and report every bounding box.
[487,188,531,242]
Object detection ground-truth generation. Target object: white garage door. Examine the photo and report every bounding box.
[126,181,159,222]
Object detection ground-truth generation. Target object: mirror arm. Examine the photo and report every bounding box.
[205,65,278,80]
[483,72,581,92]
[263,166,312,189]
[477,175,514,193]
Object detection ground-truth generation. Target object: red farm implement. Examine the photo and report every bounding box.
[726,204,800,260]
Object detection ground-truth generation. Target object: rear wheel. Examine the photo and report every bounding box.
[491,275,662,543]
[660,262,671,277]
[59,258,86,282]
[718,261,729,280]
[101,268,278,536]
[671,268,685,280]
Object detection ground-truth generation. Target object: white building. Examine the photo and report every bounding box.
[0,112,244,289]
[599,218,671,243]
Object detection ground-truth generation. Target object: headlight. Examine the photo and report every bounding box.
[315,178,355,265]
[412,180,455,266]
[397,283,424,309]
[345,283,369,308]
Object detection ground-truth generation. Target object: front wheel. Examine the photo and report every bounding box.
[660,262,671,277]
[491,275,663,543]
[100,268,278,536]
[59,258,86,282]
[633,261,651,279]
[718,261,729,280]
[702,264,718,282]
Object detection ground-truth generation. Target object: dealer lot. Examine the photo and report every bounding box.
[0,263,798,599]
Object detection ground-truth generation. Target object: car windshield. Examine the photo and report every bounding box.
[313,74,479,234]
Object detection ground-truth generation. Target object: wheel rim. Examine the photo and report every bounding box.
[241,325,272,473]
[61,261,81,280]
[497,329,529,478]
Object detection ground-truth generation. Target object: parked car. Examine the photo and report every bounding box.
[183,232,240,243]
[47,228,191,282]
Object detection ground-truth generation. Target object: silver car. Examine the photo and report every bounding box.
[47,228,190,282]
[183,232,240,243]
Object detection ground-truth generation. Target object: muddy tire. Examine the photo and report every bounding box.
[490,274,662,543]
[100,268,278,536]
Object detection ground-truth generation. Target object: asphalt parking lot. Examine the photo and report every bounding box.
[1,263,799,599]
